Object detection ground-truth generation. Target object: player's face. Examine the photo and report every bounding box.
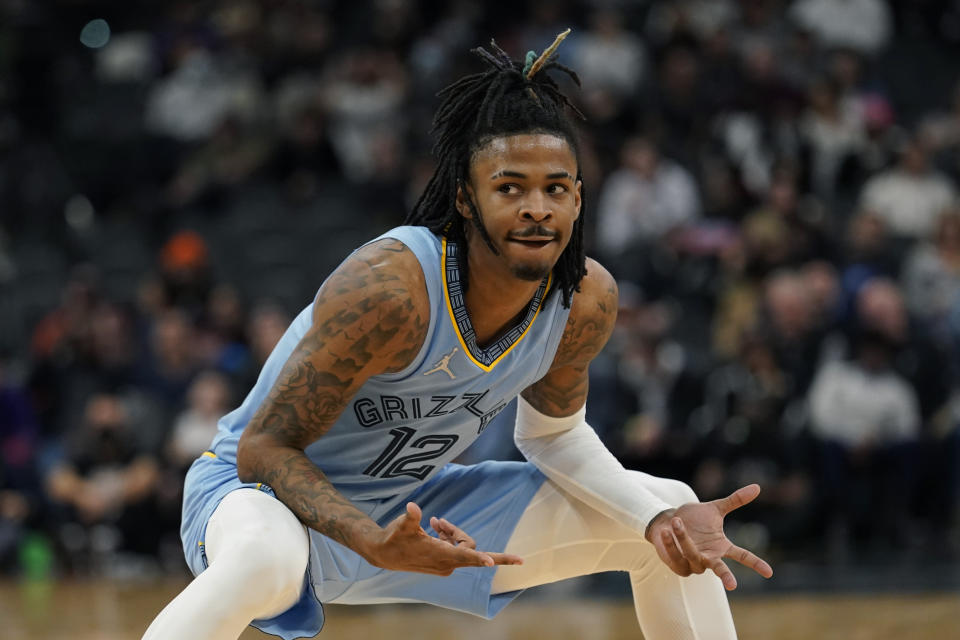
[458,133,582,282]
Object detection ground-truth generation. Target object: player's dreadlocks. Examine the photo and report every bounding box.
[405,30,587,308]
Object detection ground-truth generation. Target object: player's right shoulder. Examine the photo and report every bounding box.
[310,237,430,374]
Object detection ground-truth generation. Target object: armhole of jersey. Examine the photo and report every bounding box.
[365,226,440,381]
[530,290,573,384]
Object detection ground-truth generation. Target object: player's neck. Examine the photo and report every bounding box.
[463,246,545,347]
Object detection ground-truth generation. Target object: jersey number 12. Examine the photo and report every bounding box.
[364,427,459,480]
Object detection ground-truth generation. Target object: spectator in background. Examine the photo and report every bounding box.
[31,296,155,448]
[192,284,249,377]
[698,25,745,117]
[854,264,951,425]
[922,78,960,182]
[740,168,832,271]
[901,208,960,330]
[596,136,701,260]
[802,260,843,334]
[165,371,232,471]
[859,133,957,240]
[321,47,407,183]
[140,309,199,416]
[799,76,864,199]
[260,1,332,73]
[808,279,920,554]
[839,210,900,317]
[167,113,275,209]
[29,265,102,365]
[44,393,161,572]
[789,0,892,57]
[826,48,903,181]
[646,44,709,165]
[731,0,789,60]
[269,104,342,203]
[858,93,903,177]
[572,9,647,99]
[644,0,738,50]
[145,37,265,143]
[757,269,824,396]
[234,301,290,394]
[612,300,690,470]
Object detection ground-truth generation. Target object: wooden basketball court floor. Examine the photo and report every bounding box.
[1,579,956,639]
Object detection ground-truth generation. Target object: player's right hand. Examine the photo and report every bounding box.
[369,502,523,576]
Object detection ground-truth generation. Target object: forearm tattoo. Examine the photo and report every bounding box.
[239,239,427,547]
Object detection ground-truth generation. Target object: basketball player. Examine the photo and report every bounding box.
[143,32,772,640]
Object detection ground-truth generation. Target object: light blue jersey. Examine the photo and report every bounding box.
[180,226,572,638]
[206,225,568,516]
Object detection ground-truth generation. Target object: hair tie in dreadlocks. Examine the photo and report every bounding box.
[405,30,588,308]
[522,51,537,77]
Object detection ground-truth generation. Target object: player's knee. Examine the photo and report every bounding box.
[220,522,308,601]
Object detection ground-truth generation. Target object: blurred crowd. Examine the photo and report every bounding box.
[2,0,960,581]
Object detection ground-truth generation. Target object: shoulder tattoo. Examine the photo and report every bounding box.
[249,239,428,448]
[521,264,617,417]
[554,272,618,370]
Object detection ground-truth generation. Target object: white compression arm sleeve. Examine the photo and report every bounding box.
[514,395,673,533]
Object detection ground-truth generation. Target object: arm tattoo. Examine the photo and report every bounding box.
[522,264,617,418]
[237,239,428,553]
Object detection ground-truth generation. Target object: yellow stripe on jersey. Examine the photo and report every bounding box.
[440,237,552,372]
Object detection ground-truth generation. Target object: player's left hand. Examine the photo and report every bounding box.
[645,483,774,591]
[430,515,523,566]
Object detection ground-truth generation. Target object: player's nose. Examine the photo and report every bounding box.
[519,191,552,221]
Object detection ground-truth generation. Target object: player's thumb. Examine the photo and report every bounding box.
[403,502,423,529]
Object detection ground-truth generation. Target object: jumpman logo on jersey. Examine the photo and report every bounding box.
[423,347,459,380]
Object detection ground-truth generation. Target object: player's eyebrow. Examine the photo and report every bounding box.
[490,170,526,180]
[490,170,574,180]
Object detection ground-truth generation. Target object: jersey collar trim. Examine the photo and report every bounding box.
[441,237,552,372]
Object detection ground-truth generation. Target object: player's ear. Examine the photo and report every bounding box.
[573,178,582,221]
[455,180,474,220]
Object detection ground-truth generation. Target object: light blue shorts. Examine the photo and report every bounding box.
[180,454,546,640]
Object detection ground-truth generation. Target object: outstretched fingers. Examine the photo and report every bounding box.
[449,544,495,568]
[713,484,761,516]
[484,551,524,566]
[710,558,738,591]
[725,543,774,578]
[430,516,476,548]
[445,544,522,569]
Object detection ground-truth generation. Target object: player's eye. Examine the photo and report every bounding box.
[498,183,521,194]
[547,184,568,194]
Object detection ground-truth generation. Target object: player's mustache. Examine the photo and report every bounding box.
[510,225,558,239]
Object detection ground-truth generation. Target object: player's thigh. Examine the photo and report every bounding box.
[491,480,660,593]
[502,469,698,557]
